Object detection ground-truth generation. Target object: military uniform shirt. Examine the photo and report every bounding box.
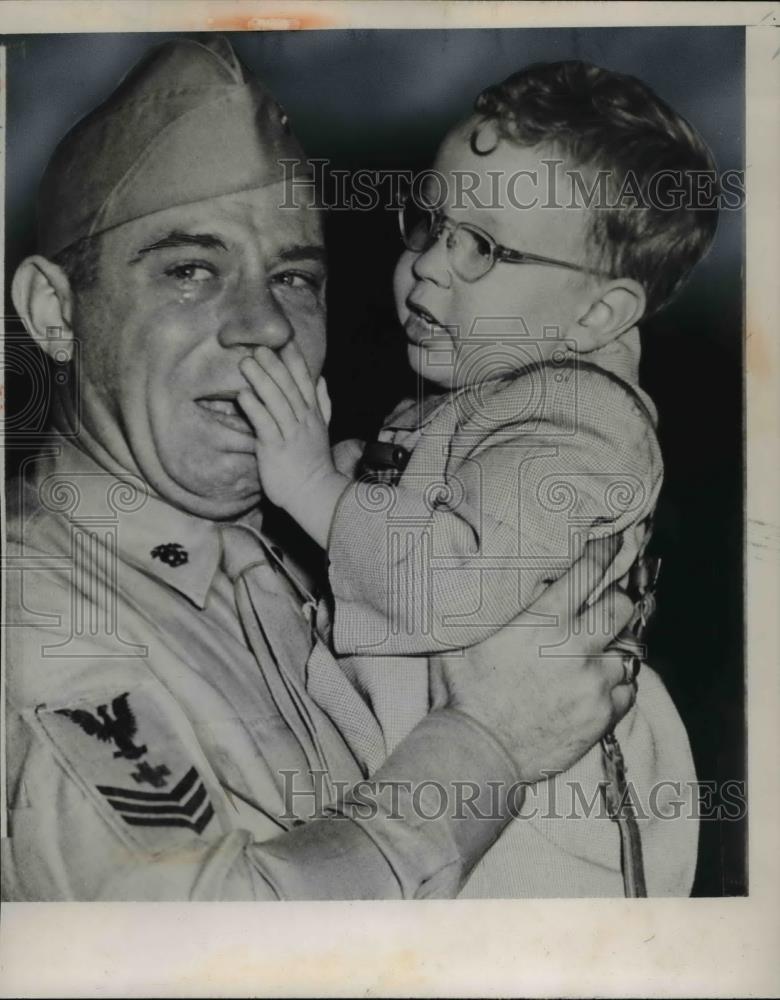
[2,437,515,900]
[3,433,698,899]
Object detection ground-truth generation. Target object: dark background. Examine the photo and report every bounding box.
[2,28,745,895]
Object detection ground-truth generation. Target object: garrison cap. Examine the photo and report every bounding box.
[38,36,308,258]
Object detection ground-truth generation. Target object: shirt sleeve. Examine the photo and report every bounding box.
[3,699,518,901]
[328,370,663,656]
[240,710,520,900]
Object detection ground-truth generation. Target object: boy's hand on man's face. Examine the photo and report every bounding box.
[238,342,333,506]
[238,342,349,548]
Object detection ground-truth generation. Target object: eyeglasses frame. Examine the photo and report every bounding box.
[398,200,612,283]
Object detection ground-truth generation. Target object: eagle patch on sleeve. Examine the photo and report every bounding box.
[33,684,224,854]
[55,692,149,760]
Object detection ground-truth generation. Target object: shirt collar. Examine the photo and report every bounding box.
[42,436,261,609]
[384,327,642,433]
[589,325,641,384]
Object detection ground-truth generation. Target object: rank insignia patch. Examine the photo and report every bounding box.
[132,761,171,787]
[35,683,226,853]
[55,692,148,760]
[97,766,215,834]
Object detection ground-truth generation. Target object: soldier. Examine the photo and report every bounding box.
[4,36,640,900]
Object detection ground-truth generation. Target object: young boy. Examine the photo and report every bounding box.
[238,61,716,894]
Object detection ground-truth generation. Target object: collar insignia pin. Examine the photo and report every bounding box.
[151,543,189,568]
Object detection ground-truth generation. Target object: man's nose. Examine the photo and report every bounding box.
[411,230,452,288]
[217,284,293,351]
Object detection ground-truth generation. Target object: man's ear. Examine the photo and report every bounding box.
[569,278,647,351]
[11,255,76,363]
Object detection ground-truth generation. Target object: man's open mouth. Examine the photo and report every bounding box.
[196,393,253,435]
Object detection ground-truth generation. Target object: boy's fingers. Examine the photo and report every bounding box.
[240,357,298,434]
[251,346,309,420]
[237,389,282,442]
[279,341,317,408]
[316,377,332,425]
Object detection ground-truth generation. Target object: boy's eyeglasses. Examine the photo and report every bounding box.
[398,198,611,283]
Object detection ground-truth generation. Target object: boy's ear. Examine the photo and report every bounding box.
[570,278,647,350]
[11,255,76,363]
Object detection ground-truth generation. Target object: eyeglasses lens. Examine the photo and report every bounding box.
[450,227,493,281]
[399,201,495,281]
[400,201,434,252]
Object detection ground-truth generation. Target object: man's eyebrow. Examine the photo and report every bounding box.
[276,245,327,264]
[130,231,228,260]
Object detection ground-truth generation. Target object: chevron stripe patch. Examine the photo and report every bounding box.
[96,766,215,834]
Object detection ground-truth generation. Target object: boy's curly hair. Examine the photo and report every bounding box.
[472,61,719,317]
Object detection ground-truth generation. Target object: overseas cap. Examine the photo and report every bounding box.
[38,36,308,258]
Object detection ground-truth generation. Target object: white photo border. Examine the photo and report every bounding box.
[0,3,777,997]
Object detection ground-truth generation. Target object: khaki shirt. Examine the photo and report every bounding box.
[3,438,503,900]
[3,436,698,899]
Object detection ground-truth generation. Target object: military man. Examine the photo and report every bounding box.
[3,36,681,900]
